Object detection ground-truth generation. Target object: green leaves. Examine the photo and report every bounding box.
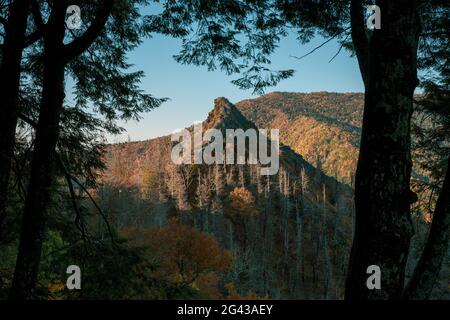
[232,68,295,95]
[148,0,295,94]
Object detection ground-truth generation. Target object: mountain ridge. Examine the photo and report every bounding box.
[99,96,354,299]
[98,92,448,300]
[108,92,364,184]
[235,91,363,184]
[103,95,351,204]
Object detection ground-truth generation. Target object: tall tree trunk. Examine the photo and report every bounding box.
[402,157,450,299]
[345,0,421,299]
[9,4,66,299]
[9,0,113,299]
[0,0,32,240]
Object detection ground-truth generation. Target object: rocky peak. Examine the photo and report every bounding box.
[204,97,257,131]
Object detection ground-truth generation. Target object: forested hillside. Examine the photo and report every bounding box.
[98,93,449,299]
[100,97,354,299]
[237,92,449,299]
[236,92,363,184]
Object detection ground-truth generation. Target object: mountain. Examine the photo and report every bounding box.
[204,97,347,197]
[99,97,354,299]
[98,93,449,300]
[236,92,364,184]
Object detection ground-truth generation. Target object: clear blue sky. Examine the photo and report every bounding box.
[108,32,364,142]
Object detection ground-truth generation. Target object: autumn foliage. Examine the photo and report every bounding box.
[123,219,232,297]
[228,187,258,216]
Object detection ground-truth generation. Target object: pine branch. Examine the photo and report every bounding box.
[62,0,114,62]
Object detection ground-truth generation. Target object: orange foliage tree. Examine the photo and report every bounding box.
[228,187,258,216]
[225,187,258,246]
[123,219,232,291]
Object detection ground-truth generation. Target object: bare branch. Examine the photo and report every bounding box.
[62,164,87,241]
[69,173,116,244]
[30,0,44,29]
[18,113,37,127]
[291,27,351,62]
[19,112,115,243]
[22,0,46,47]
[329,33,351,63]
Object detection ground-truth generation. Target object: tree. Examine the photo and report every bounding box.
[344,0,422,299]
[228,187,257,216]
[142,168,161,202]
[225,186,258,247]
[9,0,165,299]
[126,220,232,290]
[345,0,449,300]
[147,0,294,95]
[10,0,114,299]
[163,163,194,212]
[403,41,450,298]
[0,0,33,240]
[403,157,449,299]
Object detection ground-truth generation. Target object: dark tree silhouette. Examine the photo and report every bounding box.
[9,0,164,299]
[0,0,33,240]
[404,48,449,298]
[9,0,114,300]
[344,0,422,299]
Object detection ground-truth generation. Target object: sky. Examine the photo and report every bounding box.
[107,32,365,142]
